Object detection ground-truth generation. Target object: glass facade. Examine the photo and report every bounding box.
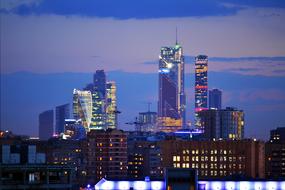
[195,55,208,128]
[72,89,93,131]
[158,44,186,132]
[106,81,117,129]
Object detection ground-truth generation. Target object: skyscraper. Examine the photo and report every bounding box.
[85,70,107,130]
[73,89,93,131]
[55,103,70,135]
[39,110,54,140]
[93,70,106,99]
[195,55,208,128]
[209,89,222,109]
[158,43,186,132]
[106,81,117,129]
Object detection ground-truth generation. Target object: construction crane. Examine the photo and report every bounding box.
[125,117,144,132]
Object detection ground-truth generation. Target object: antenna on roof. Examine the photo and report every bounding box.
[175,27,178,45]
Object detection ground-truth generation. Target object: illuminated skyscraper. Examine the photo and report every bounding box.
[158,43,185,132]
[106,81,117,129]
[73,89,92,131]
[84,70,107,130]
[195,55,208,128]
[209,88,222,109]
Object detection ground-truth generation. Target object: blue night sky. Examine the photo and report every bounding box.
[1,0,285,140]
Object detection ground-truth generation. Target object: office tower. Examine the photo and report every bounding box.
[159,139,265,179]
[87,129,127,183]
[39,110,54,140]
[106,81,117,129]
[84,70,107,130]
[73,89,92,131]
[158,43,186,132]
[55,103,70,135]
[198,107,245,140]
[195,55,208,128]
[138,111,157,132]
[93,70,106,99]
[209,89,222,109]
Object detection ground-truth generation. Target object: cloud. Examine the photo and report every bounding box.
[1,0,285,19]
[0,0,241,19]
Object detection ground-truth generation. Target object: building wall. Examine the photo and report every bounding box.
[158,139,265,179]
[39,110,54,140]
[265,142,285,179]
[87,129,128,183]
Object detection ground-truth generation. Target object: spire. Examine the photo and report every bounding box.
[175,27,178,45]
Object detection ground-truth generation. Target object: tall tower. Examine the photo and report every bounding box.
[209,88,222,109]
[158,43,186,132]
[195,55,208,128]
[106,81,117,129]
[73,89,93,131]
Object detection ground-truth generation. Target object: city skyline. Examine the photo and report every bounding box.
[1,0,285,140]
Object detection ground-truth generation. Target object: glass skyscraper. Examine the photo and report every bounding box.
[195,55,208,128]
[158,43,186,132]
[73,89,93,131]
[106,81,117,129]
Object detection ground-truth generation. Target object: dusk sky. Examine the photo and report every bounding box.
[1,0,285,140]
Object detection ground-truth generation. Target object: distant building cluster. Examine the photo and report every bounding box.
[1,41,284,189]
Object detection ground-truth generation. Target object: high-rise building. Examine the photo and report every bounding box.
[195,55,208,128]
[83,70,107,130]
[93,70,106,99]
[138,111,157,132]
[73,89,92,131]
[198,107,245,140]
[158,43,186,132]
[106,81,117,129]
[55,103,70,135]
[39,110,54,140]
[209,89,222,109]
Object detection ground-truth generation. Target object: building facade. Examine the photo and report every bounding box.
[209,89,222,110]
[159,139,265,179]
[195,55,208,128]
[73,89,93,131]
[198,107,245,140]
[128,141,163,179]
[39,110,54,140]
[158,44,186,132]
[266,127,285,179]
[106,81,117,129]
[55,103,70,135]
[86,129,128,183]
